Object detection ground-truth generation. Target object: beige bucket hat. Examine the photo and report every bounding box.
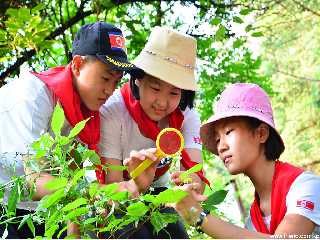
[133,26,198,91]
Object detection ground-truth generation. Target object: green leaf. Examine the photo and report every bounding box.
[233,39,243,48]
[245,24,253,33]
[126,202,149,217]
[233,16,244,24]
[203,190,228,212]
[44,177,68,191]
[154,189,188,205]
[27,217,35,237]
[99,183,118,196]
[72,149,83,167]
[0,188,4,202]
[68,118,90,139]
[45,224,59,238]
[64,207,88,221]
[7,183,18,214]
[18,214,31,230]
[6,8,19,17]
[251,32,264,37]
[150,211,179,234]
[140,194,156,203]
[71,169,85,186]
[106,164,128,171]
[58,136,70,146]
[83,150,101,165]
[31,3,45,14]
[51,104,65,138]
[89,183,98,198]
[100,219,122,232]
[210,18,221,26]
[215,25,226,41]
[41,188,65,209]
[110,191,129,201]
[179,163,203,183]
[240,8,251,15]
[62,198,87,212]
[0,29,6,41]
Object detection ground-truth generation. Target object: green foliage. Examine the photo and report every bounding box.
[0,0,285,237]
[0,104,213,238]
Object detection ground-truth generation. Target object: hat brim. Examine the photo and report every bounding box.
[200,111,285,155]
[96,54,143,77]
[133,51,198,91]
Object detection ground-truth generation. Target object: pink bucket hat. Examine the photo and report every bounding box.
[200,83,285,155]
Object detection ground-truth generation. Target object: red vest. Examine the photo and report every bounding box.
[250,161,303,234]
[32,65,105,183]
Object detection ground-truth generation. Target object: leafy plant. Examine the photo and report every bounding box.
[1,104,224,238]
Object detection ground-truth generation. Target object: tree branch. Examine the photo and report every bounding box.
[301,160,320,168]
[0,9,93,83]
[276,69,320,82]
[291,0,320,17]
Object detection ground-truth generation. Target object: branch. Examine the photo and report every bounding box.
[291,0,320,17]
[0,8,93,84]
[276,69,320,82]
[301,160,320,168]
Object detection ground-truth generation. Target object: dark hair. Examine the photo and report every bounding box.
[129,74,195,111]
[243,116,284,161]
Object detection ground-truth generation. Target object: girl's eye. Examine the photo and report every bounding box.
[170,92,179,96]
[103,77,109,82]
[226,129,233,135]
[151,87,160,92]
[215,138,220,144]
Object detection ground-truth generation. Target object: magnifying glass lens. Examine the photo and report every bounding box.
[158,131,181,155]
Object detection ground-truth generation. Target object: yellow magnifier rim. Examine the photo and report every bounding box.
[156,127,184,157]
[130,128,184,180]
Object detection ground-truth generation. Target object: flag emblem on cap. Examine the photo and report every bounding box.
[296,199,314,211]
[109,32,125,51]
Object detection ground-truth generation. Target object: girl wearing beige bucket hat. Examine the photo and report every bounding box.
[172,83,320,238]
[96,26,209,238]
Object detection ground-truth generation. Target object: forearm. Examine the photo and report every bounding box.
[23,155,56,200]
[27,172,55,200]
[201,214,270,239]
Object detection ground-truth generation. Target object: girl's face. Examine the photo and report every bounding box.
[136,75,182,121]
[213,117,268,175]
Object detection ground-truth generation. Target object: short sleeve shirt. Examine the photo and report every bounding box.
[98,89,202,187]
[0,72,72,209]
[245,171,320,236]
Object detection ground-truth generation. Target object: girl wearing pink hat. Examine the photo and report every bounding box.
[173,83,320,238]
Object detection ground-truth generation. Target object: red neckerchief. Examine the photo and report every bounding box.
[120,82,210,185]
[250,161,303,234]
[31,64,106,183]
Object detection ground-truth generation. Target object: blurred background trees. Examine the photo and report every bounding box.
[1,0,319,233]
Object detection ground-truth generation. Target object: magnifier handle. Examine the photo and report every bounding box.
[130,150,163,180]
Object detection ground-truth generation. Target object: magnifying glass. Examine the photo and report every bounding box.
[130,127,184,179]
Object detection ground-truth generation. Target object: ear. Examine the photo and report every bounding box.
[256,123,269,144]
[71,55,84,76]
[135,79,141,87]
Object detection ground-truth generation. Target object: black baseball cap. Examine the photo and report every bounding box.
[72,21,142,76]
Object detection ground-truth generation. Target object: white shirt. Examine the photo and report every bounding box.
[98,89,202,187]
[0,72,71,209]
[245,171,320,237]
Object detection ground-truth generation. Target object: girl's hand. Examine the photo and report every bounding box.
[173,183,208,225]
[171,171,204,193]
[123,148,160,192]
